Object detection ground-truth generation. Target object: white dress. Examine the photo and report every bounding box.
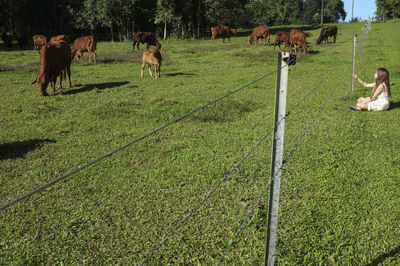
[368,92,390,111]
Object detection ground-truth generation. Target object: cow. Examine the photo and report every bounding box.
[316,26,338,44]
[50,35,67,43]
[1,32,12,49]
[273,31,290,51]
[290,29,313,54]
[141,46,162,78]
[132,31,161,52]
[31,40,71,96]
[32,34,47,51]
[211,25,237,43]
[249,26,271,46]
[71,35,97,64]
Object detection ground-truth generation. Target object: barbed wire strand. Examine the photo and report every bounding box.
[140,45,354,264]
[0,33,355,212]
[139,128,276,265]
[214,180,272,266]
[215,54,351,265]
[0,68,283,212]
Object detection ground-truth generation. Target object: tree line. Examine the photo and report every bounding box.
[376,0,400,22]
[1,0,349,41]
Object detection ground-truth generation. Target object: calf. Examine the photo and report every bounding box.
[249,26,270,46]
[32,34,47,51]
[316,26,338,44]
[211,25,237,43]
[141,47,162,78]
[132,31,161,52]
[31,40,71,95]
[273,31,290,51]
[290,29,313,54]
[50,35,67,43]
[71,35,97,63]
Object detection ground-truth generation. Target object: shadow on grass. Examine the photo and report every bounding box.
[389,101,400,110]
[61,81,130,95]
[0,139,56,160]
[366,245,400,265]
[165,72,196,77]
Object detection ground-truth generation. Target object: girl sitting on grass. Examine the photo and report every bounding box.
[350,68,391,111]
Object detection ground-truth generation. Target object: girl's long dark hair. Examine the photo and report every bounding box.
[376,68,391,100]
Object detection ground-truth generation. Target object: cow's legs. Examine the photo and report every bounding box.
[66,66,72,88]
[148,64,153,77]
[141,62,145,77]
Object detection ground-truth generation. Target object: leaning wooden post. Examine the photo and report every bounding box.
[265,51,294,266]
[351,34,357,92]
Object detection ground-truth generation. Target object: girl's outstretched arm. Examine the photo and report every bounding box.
[352,74,375,88]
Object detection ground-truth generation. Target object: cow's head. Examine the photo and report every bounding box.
[305,32,313,38]
[231,28,237,35]
[31,74,49,95]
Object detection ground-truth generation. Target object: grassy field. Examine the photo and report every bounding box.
[1,20,399,264]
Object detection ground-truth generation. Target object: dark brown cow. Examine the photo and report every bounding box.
[273,31,290,51]
[249,26,271,46]
[71,35,97,63]
[132,31,161,52]
[316,26,338,44]
[32,34,47,51]
[31,40,71,96]
[290,29,313,54]
[211,25,237,43]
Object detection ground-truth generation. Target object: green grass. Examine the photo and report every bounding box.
[1,21,399,264]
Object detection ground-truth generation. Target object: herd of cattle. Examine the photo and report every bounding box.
[1,25,338,96]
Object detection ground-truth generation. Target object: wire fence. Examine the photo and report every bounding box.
[1,22,371,264]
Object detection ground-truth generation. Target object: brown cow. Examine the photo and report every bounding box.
[211,25,237,43]
[50,35,67,43]
[316,26,338,44]
[71,35,97,63]
[273,31,290,51]
[290,29,313,54]
[141,46,162,78]
[32,34,47,51]
[249,26,271,46]
[132,31,161,52]
[31,41,71,96]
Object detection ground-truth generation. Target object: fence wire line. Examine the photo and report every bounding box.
[0,34,355,212]
[282,59,350,166]
[214,181,272,266]
[139,127,275,265]
[0,68,282,212]
[214,50,352,265]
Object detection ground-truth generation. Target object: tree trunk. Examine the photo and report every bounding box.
[111,26,114,42]
[164,21,167,40]
[197,0,201,38]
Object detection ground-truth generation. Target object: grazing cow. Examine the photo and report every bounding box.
[141,47,162,78]
[132,31,161,52]
[50,35,67,43]
[249,26,271,46]
[32,34,47,51]
[71,35,97,63]
[31,40,71,95]
[273,31,290,51]
[1,32,12,49]
[316,26,338,44]
[290,29,313,54]
[211,25,237,43]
